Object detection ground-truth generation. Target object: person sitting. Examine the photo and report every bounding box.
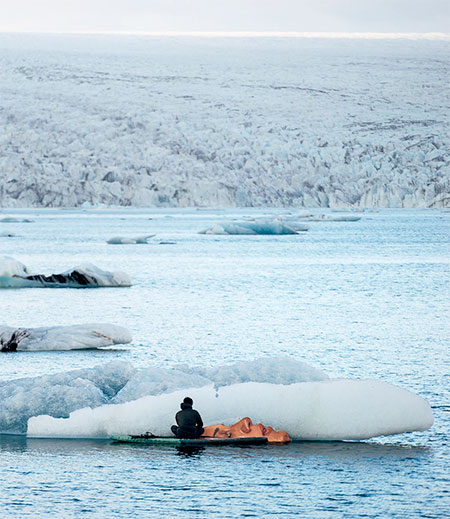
[171,397,204,439]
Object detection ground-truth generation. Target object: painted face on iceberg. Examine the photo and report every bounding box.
[202,417,290,443]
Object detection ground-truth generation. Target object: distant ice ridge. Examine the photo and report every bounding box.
[0,36,447,209]
[0,257,131,288]
[199,218,308,235]
[0,324,132,352]
[107,234,155,244]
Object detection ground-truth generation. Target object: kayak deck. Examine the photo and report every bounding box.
[111,434,268,446]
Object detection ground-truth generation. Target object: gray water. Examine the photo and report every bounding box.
[0,208,449,517]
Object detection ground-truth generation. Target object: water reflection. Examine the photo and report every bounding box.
[176,446,205,458]
[0,435,431,461]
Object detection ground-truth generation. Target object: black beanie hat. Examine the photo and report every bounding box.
[183,397,193,406]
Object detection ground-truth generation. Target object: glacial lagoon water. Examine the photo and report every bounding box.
[0,208,449,517]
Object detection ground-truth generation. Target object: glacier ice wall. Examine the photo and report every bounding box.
[0,35,448,209]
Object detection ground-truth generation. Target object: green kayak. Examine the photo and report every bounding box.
[111,434,268,446]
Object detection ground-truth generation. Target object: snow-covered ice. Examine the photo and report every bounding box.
[0,324,132,351]
[107,234,155,244]
[0,35,448,209]
[0,257,131,288]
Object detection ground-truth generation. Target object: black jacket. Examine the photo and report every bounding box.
[175,403,203,438]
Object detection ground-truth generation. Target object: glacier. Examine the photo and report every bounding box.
[0,324,132,351]
[0,357,433,439]
[0,257,131,288]
[0,35,448,210]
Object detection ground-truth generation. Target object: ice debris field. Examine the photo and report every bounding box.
[0,34,448,209]
[0,357,433,440]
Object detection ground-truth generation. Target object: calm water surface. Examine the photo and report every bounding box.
[0,208,449,517]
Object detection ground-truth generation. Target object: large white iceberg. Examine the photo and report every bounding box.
[0,257,131,288]
[28,380,433,441]
[0,356,432,440]
[199,219,308,235]
[0,324,132,352]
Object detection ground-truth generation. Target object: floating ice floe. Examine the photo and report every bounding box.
[27,380,434,441]
[0,217,34,223]
[298,214,361,222]
[0,356,431,439]
[107,234,155,244]
[0,256,131,288]
[199,218,308,235]
[0,324,132,352]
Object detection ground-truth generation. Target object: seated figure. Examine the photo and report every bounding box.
[202,417,290,443]
[171,397,204,439]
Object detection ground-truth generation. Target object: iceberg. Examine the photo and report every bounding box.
[298,214,362,222]
[0,324,132,352]
[199,219,307,235]
[28,380,433,441]
[106,234,155,244]
[0,257,131,288]
[0,356,433,439]
[0,217,34,223]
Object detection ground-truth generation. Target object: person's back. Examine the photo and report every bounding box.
[171,397,204,439]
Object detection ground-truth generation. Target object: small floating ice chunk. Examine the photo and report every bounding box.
[0,217,34,223]
[0,257,131,288]
[107,234,155,244]
[0,324,132,352]
[199,218,305,235]
[299,214,361,222]
[27,380,434,440]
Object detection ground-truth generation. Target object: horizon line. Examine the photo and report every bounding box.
[0,30,448,40]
